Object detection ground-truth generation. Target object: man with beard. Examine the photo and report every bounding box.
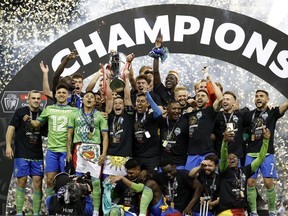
[152,36,179,108]
[66,91,109,215]
[174,85,194,115]
[153,158,203,214]
[216,127,271,216]
[245,90,288,216]
[102,70,134,179]
[133,92,162,173]
[212,91,246,164]
[184,77,223,171]
[159,100,189,169]
[6,90,47,216]
[189,154,220,216]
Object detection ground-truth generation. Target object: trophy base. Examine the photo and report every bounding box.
[110,77,125,92]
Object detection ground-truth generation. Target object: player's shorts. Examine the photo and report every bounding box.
[45,150,67,173]
[185,153,212,170]
[14,158,44,177]
[245,154,277,178]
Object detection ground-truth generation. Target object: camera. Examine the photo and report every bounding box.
[64,181,90,204]
[53,172,92,204]
[64,172,92,204]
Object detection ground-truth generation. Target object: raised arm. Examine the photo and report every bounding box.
[189,160,209,177]
[145,91,162,118]
[205,74,223,111]
[126,53,137,90]
[219,128,234,172]
[251,128,270,172]
[85,69,103,92]
[52,50,78,91]
[105,70,113,114]
[40,61,53,99]
[152,36,163,88]
[279,100,288,115]
[123,70,132,107]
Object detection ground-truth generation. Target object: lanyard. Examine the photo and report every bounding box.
[135,111,147,124]
[168,177,178,201]
[112,115,123,135]
[222,111,234,123]
[82,108,95,131]
[29,110,39,120]
[204,175,216,197]
[233,169,245,191]
[166,117,179,141]
[251,109,266,121]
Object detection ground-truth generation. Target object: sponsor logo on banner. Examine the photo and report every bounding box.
[1,91,47,113]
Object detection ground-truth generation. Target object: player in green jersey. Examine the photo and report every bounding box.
[30,84,77,197]
[67,91,108,216]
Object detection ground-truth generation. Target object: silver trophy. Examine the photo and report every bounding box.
[109,51,126,92]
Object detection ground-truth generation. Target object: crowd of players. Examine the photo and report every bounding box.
[5,38,288,216]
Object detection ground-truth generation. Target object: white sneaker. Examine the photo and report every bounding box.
[93,210,99,216]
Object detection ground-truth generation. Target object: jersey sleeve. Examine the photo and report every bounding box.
[37,106,49,123]
[99,116,109,132]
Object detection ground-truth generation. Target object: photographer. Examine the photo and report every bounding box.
[46,172,93,216]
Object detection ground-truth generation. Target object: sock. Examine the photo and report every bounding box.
[45,187,54,197]
[16,187,25,214]
[33,190,42,215]
[92,179,101,212]
[247,186,257,213]
[266,186,276,212]
[139,186,153,215]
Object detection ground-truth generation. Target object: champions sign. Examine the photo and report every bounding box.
[0,4,288,213]
[1,5,288,117]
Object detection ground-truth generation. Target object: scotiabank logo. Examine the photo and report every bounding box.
[1,91,47,113]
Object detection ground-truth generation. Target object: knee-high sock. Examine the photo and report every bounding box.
[139,186,153,215]
[33,190,42,215]
[247,186,257,213]
[16,187,25,214]
[266,186,276,212]
[45,187,54,197]
[92,179,101,212]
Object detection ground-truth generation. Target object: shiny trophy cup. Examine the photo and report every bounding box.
[109,51,126,92]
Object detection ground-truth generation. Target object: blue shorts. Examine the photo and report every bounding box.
[245,154,277,178]
[45,150,67,173]
[185,153,212,170]
[14,158,44,178]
